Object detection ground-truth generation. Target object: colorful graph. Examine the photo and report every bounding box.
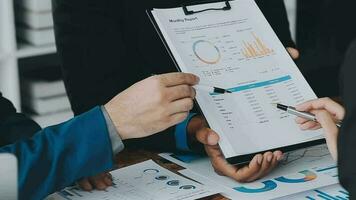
[193,40,221,64]
[234,180,277,193]
[307,189,349,200]
[286,184,350,200]
[241,32,274,59]
[275,170,317,183]
[234,170,317,194]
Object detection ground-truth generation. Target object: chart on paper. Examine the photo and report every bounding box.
[152,0,323,157]
[50,160,216,200]
[276,184,349,200]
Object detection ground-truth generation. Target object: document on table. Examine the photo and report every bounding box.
[47,160,217,200]
[275,184,349,200]
[150,0,323,160]
[160,144,339,199]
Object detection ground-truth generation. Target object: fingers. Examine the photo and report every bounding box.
[167,85,196,101]
[90,173,113,190]
[103,173,113,186]
[232,155,263,182]
[195,128,220,146]
[198,129,282,182]
[169,98,194,114]
[78,173,113,191]
[78,179,93,191]
[246,152,274,182]
[295,116,321,130]
[314,110,339,160]
[296,98,345,120]
[159,73,200,87]
[286,47,300,60]
[205,143,263,182]
[299,121,320,130]
[168,112,190,127]
[315,110,338,135]
[295,117,309,124]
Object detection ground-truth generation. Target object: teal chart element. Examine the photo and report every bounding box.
[234,180,277,193]
[210,75,292,95]
[275,170,317,183]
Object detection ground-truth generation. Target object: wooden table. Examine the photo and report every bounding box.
[116,149,228,200]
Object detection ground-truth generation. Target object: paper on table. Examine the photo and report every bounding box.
[180,167,337,200]
[160,144,339,199]
[275,184,349,200]
[151,0,323,159]
[47,160,217,200]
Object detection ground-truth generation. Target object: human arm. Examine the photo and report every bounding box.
[0,107,115,200]
[295,98,345,161]
[68,72,200,190]
[0,73,198,197]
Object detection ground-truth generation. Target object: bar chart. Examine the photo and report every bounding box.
[241,32,275,59]
[279,184,349,200]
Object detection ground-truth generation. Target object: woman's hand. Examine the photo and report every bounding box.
[295,98,345,161]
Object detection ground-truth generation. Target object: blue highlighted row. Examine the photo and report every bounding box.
[211,75,292,95]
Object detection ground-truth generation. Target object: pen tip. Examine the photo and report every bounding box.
[271,103,278,107]
[226,90,232,93]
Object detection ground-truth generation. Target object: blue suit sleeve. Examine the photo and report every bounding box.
[174,113,197,152]
[0,106,114,200]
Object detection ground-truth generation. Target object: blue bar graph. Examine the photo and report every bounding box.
[305,189,349,200]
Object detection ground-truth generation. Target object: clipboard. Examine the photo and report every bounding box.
[146,0,325,166]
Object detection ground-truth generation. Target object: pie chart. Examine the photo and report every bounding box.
[193,40,221,64]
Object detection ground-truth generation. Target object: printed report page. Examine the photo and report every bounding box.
[152,0,324,158]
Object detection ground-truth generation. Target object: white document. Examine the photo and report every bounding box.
[275,184,349,200]
[47,160,217,200]
[151,0,323,159]
[160,144,339,199]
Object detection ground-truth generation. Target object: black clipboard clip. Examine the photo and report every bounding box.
[182,0,231,15]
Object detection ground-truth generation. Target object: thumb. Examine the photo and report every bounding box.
[315,110,339,160]
[286,47,300,60]
[195,128,219,146]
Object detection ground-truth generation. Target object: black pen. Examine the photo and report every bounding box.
[194,84,232,94]
[273,103,342,128]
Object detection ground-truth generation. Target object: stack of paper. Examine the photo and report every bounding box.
[160,144,348,199]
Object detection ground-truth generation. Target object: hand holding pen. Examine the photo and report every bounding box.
[274,98,345,161]
[273,103,342,128]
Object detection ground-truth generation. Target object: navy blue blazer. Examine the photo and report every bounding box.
[0,107,114,200]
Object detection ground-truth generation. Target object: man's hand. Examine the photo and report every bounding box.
[77,172,113,191]
[295,98,345,161]
[105,72,199,140]
[286,47,299,60]
[189,117,283,182]
[80,73,198,191]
